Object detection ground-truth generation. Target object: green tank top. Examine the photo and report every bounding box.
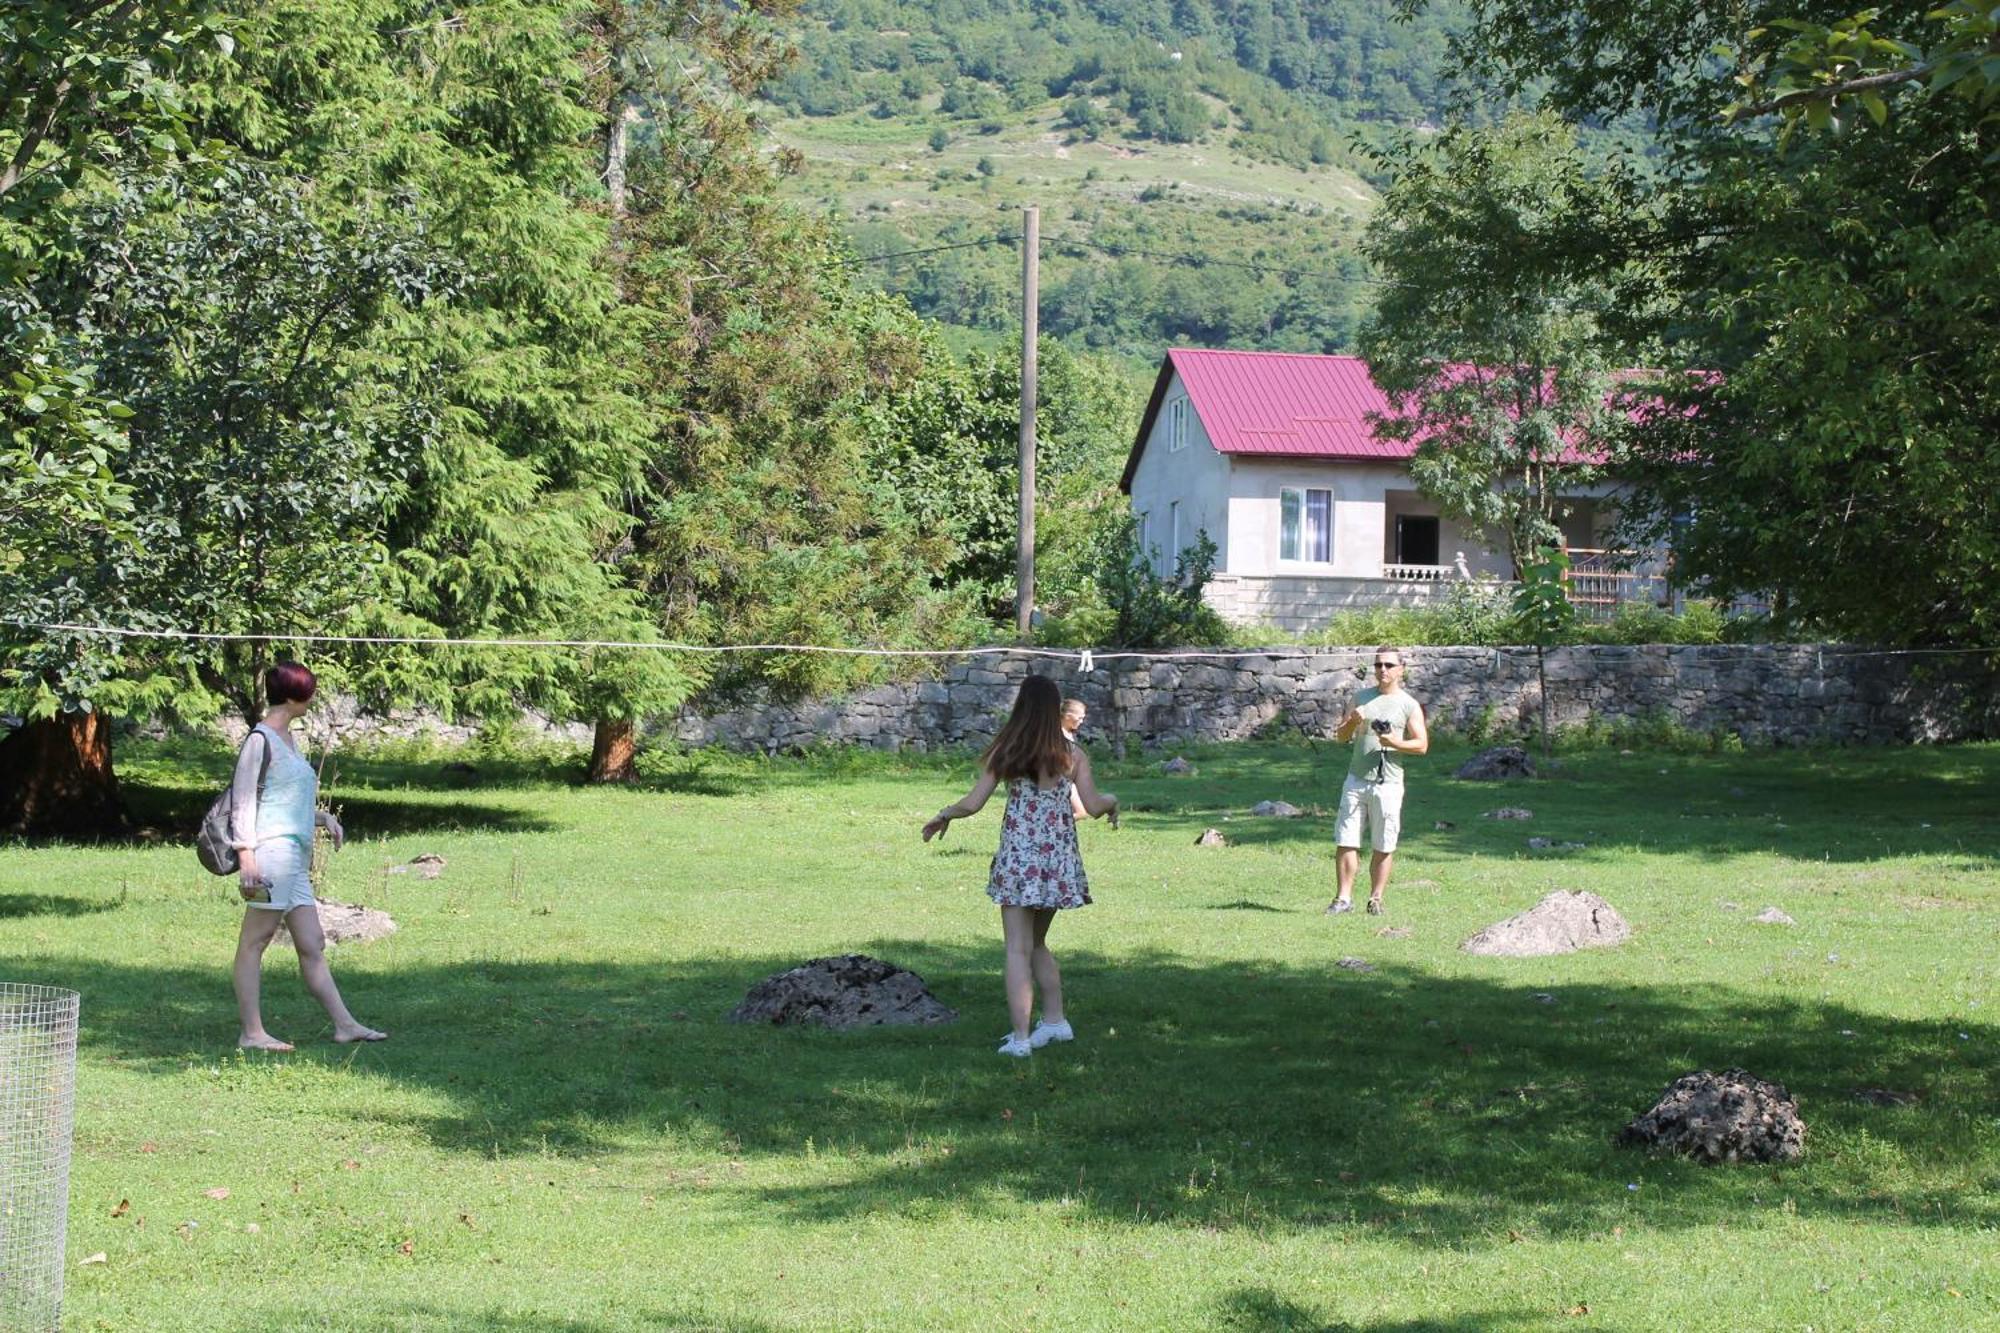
[1346,687,1421,785]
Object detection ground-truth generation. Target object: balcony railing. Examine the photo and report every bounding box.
[1372,548,1671,620]
[1563,548,1669,620]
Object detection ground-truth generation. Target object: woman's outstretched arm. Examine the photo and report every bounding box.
[922,767,1001,841]
[1069,750,1119,825]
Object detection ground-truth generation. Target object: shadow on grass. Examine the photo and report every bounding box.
[29,936,2000,1251]
[0,892,128,919]
[1216,1288,1548,1331]
[103,779,561,843]
[1105,741,2000,868]
[216,1301,781,1333]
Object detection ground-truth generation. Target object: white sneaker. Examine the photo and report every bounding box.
[997,1033,1033,1058]
[1029,1019,1074,1048]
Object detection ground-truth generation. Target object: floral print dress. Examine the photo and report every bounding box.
[987,777,1091,910]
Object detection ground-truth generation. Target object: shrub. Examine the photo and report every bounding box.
[1094,518,1229,648]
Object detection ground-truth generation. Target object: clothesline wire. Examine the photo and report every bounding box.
[4,621,1996,672]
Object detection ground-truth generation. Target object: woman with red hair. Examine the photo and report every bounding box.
[230,660,385,1050]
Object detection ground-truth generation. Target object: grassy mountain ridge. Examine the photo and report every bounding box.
[760,0,1473,359]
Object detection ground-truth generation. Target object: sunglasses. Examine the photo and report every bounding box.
[1374,661,1401,672]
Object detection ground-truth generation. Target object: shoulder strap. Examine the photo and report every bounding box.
[246,726,273,795]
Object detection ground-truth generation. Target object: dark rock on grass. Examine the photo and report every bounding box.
[1251,800,1304,818]
[1161,756,1195,775]
[1619,1069,1805,1164]
[277,899,397,949]
[1462,890,1630,958]
[1483,807,1534,820]
[1851,1087,1921,1107]
[1456,746,1536,781]
[1335,957,1376,973]
[1195,827,1229,847]
[728,954,957,1029]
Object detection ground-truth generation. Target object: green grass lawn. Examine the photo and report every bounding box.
[5,737,1998,1331]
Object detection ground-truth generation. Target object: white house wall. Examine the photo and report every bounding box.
[1125,373,1232,574]
[1225,458,1410,578]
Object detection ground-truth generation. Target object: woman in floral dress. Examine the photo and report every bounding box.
[922,675,1118,1057]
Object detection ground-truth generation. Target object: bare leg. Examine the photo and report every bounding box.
[235,910,292,1050]
[1329,846,1360,908]
[1368,851,1395,906]
[1000,906,1036,1040]
[1029,908,1064,1025]
[286,906,385,1042]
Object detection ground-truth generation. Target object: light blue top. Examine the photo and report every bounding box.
[228,723,318,848]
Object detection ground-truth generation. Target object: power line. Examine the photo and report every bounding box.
[829,232,1017,267]
[1044,231,1391,285]
[828,227,1390,286]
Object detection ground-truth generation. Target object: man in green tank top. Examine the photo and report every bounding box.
[1326,645,1428,916]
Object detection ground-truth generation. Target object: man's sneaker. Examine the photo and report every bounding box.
[1029,1019,1074,1048]
[1325,899,1354,914]
[997,1033,1033,1058]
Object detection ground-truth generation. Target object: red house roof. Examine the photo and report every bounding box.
[1121,348,1640,491]
[1122,349,1405,492]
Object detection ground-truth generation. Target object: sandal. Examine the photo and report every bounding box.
[1365,897,1383,916]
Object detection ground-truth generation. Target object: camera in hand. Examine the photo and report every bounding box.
[1370,718,1393,737]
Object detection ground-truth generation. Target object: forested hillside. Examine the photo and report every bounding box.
[764,0,1477,360]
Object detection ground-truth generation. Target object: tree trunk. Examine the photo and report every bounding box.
[0,711,127,837]
[604,88,640,222]
[587,717,637,783]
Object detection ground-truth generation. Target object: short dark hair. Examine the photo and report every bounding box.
[266,660,317,706]
[1375,645,1402,662]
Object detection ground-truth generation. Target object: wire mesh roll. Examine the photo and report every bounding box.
[0,984,80,1333]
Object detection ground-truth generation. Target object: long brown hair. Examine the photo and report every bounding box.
[982,675,1075,783]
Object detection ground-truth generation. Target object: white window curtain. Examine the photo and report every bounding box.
[1281,488,1331,563]
[1304,489,1330,563]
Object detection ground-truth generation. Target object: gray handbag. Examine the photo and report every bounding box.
[195,729,271,875]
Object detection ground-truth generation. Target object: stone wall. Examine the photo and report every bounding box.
[670,645,1998,754]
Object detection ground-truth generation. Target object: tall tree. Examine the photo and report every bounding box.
[1,1,224,832]
[1359,113,1637,577]
[579,0,800,780]
[4,1,681,830]
[1420,0,2000,646]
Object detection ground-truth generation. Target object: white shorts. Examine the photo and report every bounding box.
[246,837,316,913]
[1334,774,1404,854]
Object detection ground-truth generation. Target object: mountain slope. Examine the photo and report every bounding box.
[763,0,1473,359]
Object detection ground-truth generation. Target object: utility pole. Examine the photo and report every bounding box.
[1015,205,1039,636]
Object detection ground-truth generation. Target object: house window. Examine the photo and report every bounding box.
[1168,398,1188,452]
[1280,487,1331,563]
[1165,500,1181,575]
